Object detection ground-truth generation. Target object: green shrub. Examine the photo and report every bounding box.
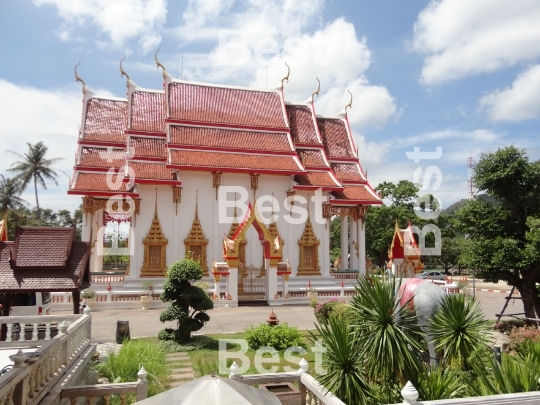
[313,299,351,322]
[94,339,168,400]
[493,319,526,334]
[509,326,540,353]
[244,323,304,351]
[156,335,217,353]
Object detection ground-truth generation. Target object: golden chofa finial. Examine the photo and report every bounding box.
[311,77,320,103]
[74,62,86,94]
[155,48,167,77]
[119,56,130,86]
[345,89,353,111]
[281,62,290,87]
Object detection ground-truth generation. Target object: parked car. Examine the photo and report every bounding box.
[419,271,446,281]
[9,292,52,316]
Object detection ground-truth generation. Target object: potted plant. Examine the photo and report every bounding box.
[140,280,156,310]
[307,286,318,300]
[81,290,95,309]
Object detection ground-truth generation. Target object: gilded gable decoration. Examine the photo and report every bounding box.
[141,191,168,277]
[297,214,321,276]
[212,172,222,200]
[172,186,182,215]
[184,191,209,276]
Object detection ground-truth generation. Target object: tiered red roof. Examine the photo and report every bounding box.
[68,71,381,205]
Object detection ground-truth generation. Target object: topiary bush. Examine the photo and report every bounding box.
[158,258,214,343]
[244,322,304,351]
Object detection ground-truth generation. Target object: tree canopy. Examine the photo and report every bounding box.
[454,146,540,319]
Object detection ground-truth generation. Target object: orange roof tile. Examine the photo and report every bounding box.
[332,163,364,182]
[78,147,125,169]
[130,91,166,133]
[168,82,287,128]
[286,105,319,144]
[169,150,302,172]
[169,125,292,152]
[294,172,340,188]
[82,98,127,144]
[130,137,166,159]
[70,172,131,193]
[296,149,328,168]
[128,161,175,181]
[317,118,356,159]
[332,185,381,203]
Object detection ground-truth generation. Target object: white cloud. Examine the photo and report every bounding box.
[479,64,540,122]
[33,0,167,52]
[0,80,82,212]
[173,9,397,129]
[412,0,540,85]
[396,129,502,149]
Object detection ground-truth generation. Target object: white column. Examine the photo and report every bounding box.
[359,217,366,277]
[267,260,278,302]
[350,219,358,270]
[228,270,238,301]
[340,216,348,270]
[93,209,104,273]
[214,277,221,300]
[282,275,289,298]
[81,211,92,242]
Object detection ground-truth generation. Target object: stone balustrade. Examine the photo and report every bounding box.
[229,359,346,405]
[0,313,92,405]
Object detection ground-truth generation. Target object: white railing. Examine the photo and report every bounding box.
[229,359,346,405]
[392,381,540,404]
[0,313,91,405]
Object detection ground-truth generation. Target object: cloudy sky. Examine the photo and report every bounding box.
[1,0,539,213]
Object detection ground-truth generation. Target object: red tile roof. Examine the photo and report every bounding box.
[286,105,319,144]
[296,149,328,168]
[129,137,167,159]
[10,227,75,269]
[128,161,175,181]
[332,163,365,182]
[317,118,356,159]
[332,185,381,203]
[169,125,292,152]
[294,172,341,188]
[70,172,132,194]
[82,98,127,144]
[169,150,303,172]
[130,91,166,133]
[0,239,90,292]
[78,147,125,169]
[168,82,287,128]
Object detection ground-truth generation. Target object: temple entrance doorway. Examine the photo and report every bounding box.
[238,225,267,302]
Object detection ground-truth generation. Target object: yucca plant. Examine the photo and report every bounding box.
[310,315,372,405]
[477,340,540,395]
[350,276,424,384]
[415,364,469,400]
[428,293,490,369]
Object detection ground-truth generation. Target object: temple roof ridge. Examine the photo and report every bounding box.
[168,76,284,94]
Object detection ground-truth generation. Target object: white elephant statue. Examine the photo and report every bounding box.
[398,278,446,366]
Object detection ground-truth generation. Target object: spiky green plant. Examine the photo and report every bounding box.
[416,364,469,400]
[350,276,424,383]
[476,340,540,395]
[428,293,490,368]
[310,315,372,405]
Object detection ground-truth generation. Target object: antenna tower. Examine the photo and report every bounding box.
[467,154,475,197]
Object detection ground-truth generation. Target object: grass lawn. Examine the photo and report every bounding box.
[189,330,320,377]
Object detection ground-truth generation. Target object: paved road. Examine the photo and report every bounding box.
[57,290,509,343]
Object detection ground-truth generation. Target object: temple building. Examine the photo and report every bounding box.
[387,221,424,278]
[68,56,381,305]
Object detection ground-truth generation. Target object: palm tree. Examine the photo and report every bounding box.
[0,175,29,239]
[7,141,64,219]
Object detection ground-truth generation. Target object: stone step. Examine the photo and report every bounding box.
[166,355,190,361]
[170,368,193,374]
[170,372,195,380]
[168,380,189,387]
[165,352,188,359]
